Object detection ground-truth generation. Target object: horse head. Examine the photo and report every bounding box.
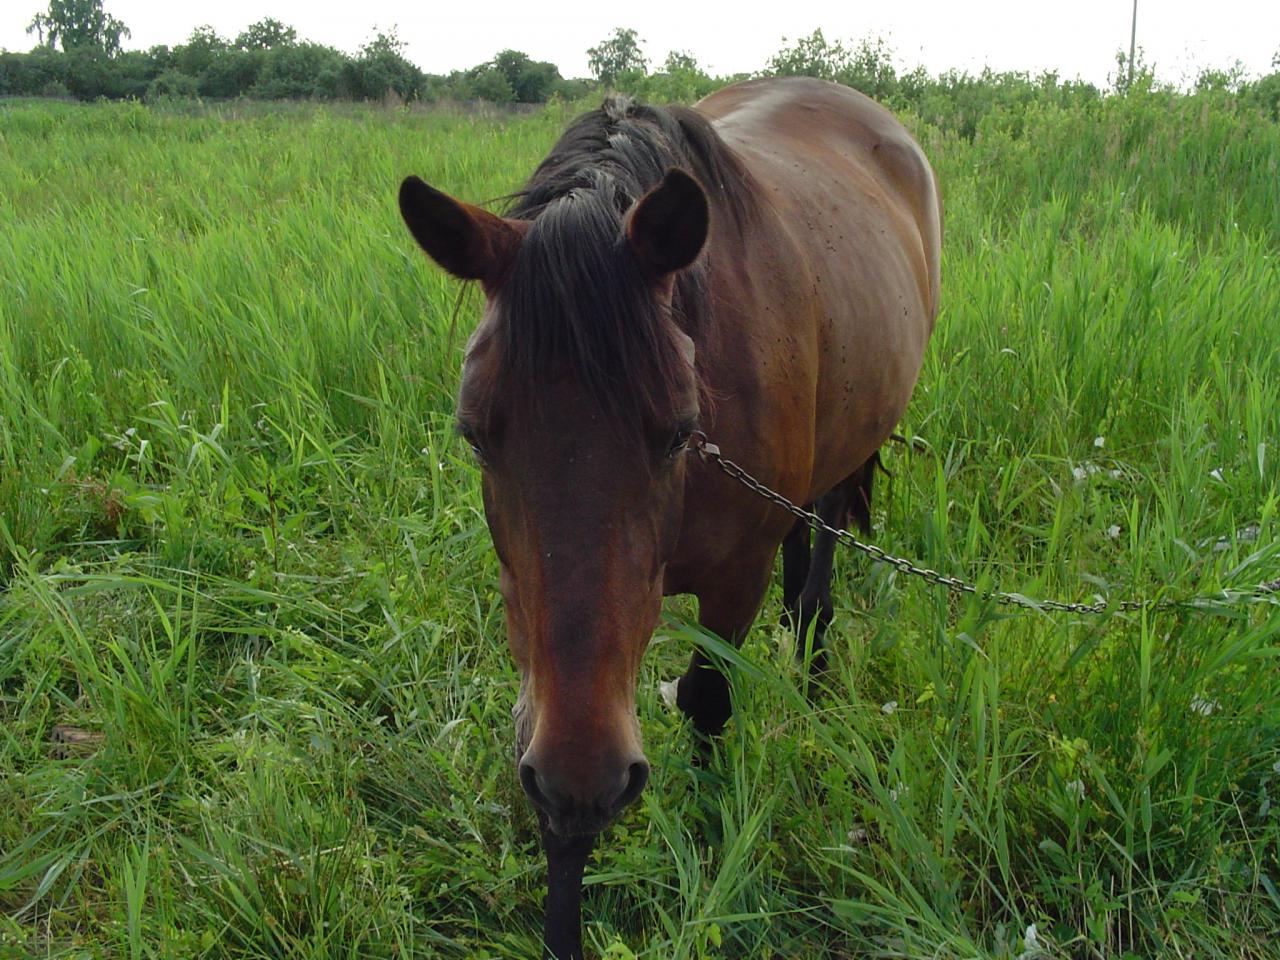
[400,169,709,835]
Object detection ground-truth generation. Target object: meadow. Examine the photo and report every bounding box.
[1,86,1279,958]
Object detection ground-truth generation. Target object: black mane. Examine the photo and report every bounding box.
[508,97,749,225]
[485,97,750,429]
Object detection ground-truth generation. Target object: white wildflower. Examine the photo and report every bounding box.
[881,700,898,715]
[1094,436,1105,448]
[659,679,680,711]
[1018,923,1042,958]
[1072,462,1102,482]
[1189,696,1219,716]
[1064,779,1086,800]
[1105,525,1121,540]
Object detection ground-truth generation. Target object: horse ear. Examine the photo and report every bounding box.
[625,168,709,279]
[399,176,524,286]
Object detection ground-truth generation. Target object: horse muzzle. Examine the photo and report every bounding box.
[519,749,650,836]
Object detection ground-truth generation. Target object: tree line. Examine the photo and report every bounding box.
[3,1,1278,132]
[2,3,585,104]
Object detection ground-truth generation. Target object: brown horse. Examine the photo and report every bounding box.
[399,76,940,960]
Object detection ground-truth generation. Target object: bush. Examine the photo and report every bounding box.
[250,43,346,99]
[457,66,513,103]
[767,29,848,81]
[551,77,592,101]
[0,49,67,96]
[109,49,165,98]
[145,69,199,102]
[1242,71,1280,120]
[199,48,264,98]
[491,50,562,104]
[61,48,117,99]
[342,30,423,101]
[172,26,227,78]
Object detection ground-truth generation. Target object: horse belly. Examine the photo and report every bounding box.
[806,200,934,499]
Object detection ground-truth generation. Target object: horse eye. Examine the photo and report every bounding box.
[457,427,486,465]
[668,428,693,459]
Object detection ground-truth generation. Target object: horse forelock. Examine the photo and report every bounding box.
[490,186,692,433]
[475,98,745,432]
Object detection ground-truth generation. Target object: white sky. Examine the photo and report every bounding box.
[3,1,1278,87]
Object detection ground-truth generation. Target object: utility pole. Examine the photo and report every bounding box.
[1128,0,1137,89]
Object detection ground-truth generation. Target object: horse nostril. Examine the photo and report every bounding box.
[519,760,552,813]
[612,760,649,813]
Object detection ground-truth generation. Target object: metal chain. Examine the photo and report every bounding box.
[688,432,1279,615]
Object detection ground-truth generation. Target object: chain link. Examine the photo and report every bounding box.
[688,433,1279,615]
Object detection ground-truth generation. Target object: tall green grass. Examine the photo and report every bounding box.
[1,91,1278,958]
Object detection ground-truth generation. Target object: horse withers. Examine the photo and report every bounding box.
[399,77,941,959]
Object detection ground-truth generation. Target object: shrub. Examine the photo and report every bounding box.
[251,43,346,99]
[492,49,561,104]
[199,48,264,98]
[0,49,67,96]
[1242,71,1280,120]
[145,69,199,102]
[338,29,423,101]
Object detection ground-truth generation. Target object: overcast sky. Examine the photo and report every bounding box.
[3,1,1277,87]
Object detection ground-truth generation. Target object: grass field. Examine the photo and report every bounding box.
[2,89,1279,958]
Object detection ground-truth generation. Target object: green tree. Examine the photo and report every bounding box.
[200,47,264,98]
[235,18,297,51]
[837,36,898,99]
[343,27,424,100]
[766,29,848,80]
[251,42,345,99]
[25,0,130,55]
[663,50,699,73]
[622,48,716,102]
[172,25,227,80]
[1242,52,1280,120]
[1194,61,1247,94]
[587,27,647,86]
[1110,45,1157,94]
[465,66,513,103]
[145,68,199,101]
[491,49,562,103]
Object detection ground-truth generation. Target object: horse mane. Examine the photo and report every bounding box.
[482,97,751,430]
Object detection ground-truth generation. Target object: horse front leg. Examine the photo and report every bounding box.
[540,819,596,960]
[675,552,775,739]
